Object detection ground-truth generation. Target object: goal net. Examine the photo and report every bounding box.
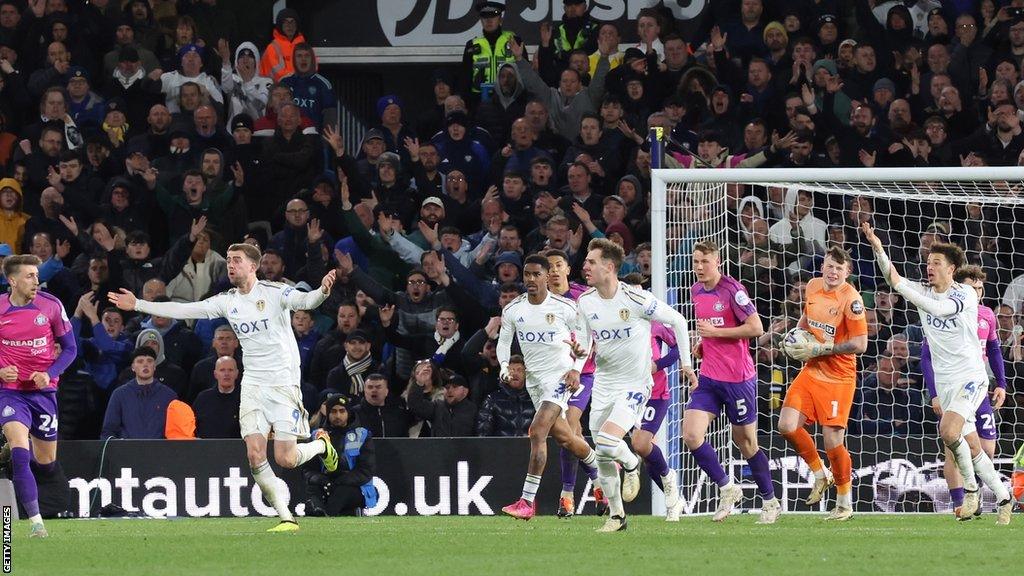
[650,167,1024,516]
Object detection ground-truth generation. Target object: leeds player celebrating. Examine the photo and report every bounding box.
[498,255,599,520]
[686,242,780,523]
[109,243,340,531]
[577,239,695,532]
[863,224,1012,524]
[0,255,77,538]
[778,246,867,521]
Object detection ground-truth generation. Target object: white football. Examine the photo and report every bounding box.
[782,328,817,358]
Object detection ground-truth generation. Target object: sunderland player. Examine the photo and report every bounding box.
[685,242,780,523]
[0,255,77,538]
[864,224,1013,524]
[577,239,695,532]
[778,246,867,521]
[545,249,605,517]
[621,273,684,519]
[922,265,1007,520]
[109,243,340,531]
[498,255,599,520]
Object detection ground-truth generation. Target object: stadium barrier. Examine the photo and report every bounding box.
[49,437,1015,518]
[54,438,650,518]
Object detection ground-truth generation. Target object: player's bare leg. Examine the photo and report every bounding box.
[732,423,780,524]
[962,430,1013,524]
[503,403,561,520]
[778,407,833,506]
[594,420,639,532]
[247,434,305,531]
[3,422,48,537]
[938,411,981,517]
[822,426,852,521]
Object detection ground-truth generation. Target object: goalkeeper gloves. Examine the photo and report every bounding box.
[787,341,833,362]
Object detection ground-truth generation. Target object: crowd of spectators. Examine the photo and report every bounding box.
[2,1,1024,443]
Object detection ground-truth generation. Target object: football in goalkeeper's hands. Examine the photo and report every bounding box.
[782,328,817,360]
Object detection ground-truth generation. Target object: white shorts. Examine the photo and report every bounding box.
[239,379,309,440]
[936,377,988,436]
[526,376,570,413]
[588,387,648,436]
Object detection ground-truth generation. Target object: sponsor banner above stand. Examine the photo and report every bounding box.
[288,0,711,63]
[56,439,651,518]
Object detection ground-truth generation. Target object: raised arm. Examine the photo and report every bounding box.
[862,222,960,317]
[496,306,516,379]
[282,271,334,311]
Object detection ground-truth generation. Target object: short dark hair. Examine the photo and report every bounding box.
[435,305,459,321]
[498,282,522,294]
[929,242,966,269]
[543,248,569,263]
[365,373,387,384]
[3,254,41,277]
[509,354,525,366]
[438,226,461,237]
[620,272,644,285]
[131,347,157,361]
[523,254,550,271]
[59,150,81,163]
[954,264,986,283]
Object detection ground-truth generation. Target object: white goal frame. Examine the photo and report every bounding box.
[649,166,1024,515]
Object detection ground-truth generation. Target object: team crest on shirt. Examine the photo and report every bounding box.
[256,300,266,312]
[545,313,555,325]
[34,314,47,326]
[828,307,838,316]
[619,309,630,321]
[713,301,725,312]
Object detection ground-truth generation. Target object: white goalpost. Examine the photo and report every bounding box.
[651,167,1024,516]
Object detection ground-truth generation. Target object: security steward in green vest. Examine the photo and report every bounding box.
[462,1,524,103]
[538,0,599,85]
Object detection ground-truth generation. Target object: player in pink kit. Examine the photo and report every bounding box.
[621,274,682,518]
[685,241,780,523]
[0,255,77,538]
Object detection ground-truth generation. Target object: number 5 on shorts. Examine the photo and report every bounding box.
[735,399,747,418]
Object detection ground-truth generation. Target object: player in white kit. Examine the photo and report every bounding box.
[576,239,696,532]
[109,243,340,531]
[497,255,598,520]
[862,223,1012,524]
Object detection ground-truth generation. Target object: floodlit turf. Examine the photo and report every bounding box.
[9,513,1023,576]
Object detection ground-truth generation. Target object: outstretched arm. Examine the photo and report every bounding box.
[108,289,224,320]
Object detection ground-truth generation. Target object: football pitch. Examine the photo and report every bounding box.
[9,514,1021,575]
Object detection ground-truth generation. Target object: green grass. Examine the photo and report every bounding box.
[9,514,1022,576]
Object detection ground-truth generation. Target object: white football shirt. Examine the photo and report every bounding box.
[497,292,583,387]
[135,280,327,386]
[576,282,691,393]
[903,280,986,385]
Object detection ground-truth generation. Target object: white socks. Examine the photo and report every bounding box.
[521,474,542,503]
[596,458,624,518]
[293,439,326,468]
[252,461,294,522]
[973,452,1011,502]
[947,438,978,491]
